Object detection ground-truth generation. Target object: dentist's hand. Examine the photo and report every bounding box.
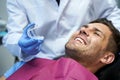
[18,23,44,55]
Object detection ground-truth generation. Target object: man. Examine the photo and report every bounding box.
[3,0,120,62]
[1,18,120,80]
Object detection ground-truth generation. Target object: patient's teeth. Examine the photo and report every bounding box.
[75,38,84,44]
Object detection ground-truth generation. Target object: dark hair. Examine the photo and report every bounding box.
[90,18,120,80]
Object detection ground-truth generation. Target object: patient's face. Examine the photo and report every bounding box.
[65,23,112,64]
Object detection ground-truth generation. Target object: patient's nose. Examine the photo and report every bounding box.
[79,28,89,36]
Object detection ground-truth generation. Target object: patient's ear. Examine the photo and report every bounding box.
[100,52,115,64]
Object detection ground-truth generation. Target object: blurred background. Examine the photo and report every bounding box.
[0,0,15,77]
[116,0,120,8]
[0,0,120,77]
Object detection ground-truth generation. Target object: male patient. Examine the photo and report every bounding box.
[1,18,120,80]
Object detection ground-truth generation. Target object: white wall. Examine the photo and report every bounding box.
[0,45,15,76]
[0,0,15,77]
[0,0,8,21]
[116,0,120,8]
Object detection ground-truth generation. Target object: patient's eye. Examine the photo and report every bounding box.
[94,31,103,38]
[94,32,100,36]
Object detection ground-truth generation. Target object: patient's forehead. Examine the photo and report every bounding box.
[83,23,112,35]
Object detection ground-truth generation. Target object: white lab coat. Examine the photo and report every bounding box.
[3,0,120,61]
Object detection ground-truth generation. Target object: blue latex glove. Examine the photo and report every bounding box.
[18,23,44,55]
